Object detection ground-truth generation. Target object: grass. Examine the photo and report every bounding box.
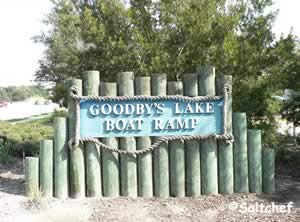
[0,109,67,159]
[0,117,53,157]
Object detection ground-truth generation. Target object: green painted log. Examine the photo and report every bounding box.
[54,117,68,198]
[200,139,218,195]
[25,157,39,198]
[215,75,233,130]
[233,113,249,193]
[83,71,101,197]
[118,72,137,197]
[168,81,185,197]
[100,82,120,197]
[83,71,100,95]
[262,148,275,194]
[39,140,53,197]
[248,129,262,194]
[135,77,153,197]
[183,73,201,196]
[67,79,85,198]
[216,75,234,194]
[197,66,216,96]
[198,66,218,195]
[152,74,169,197]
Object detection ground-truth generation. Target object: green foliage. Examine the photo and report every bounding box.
[0,118,53,157]
[35,0,246,84]
[281,93,300,127]
[35,0,300,146]
[49,108,68,122]
[276,145,300,169]
[280,93,300,145]
[233,75,282,145]
[50,82,68,107]
[270,35,300,91]
[0,85,48,102]
[0,144,13,164]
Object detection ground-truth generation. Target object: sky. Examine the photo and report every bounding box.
[0,0,299,87]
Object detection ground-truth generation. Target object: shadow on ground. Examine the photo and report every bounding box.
[260,164,300,208]
[0,157,299,207]
[0,157,25,195]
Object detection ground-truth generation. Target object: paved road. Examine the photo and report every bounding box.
[0,101,58,121]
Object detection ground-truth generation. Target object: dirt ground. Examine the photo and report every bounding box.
[0,158,299,222]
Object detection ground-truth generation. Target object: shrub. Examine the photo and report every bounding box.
[0,144,13,163]
[0,118,53,157]
[49,108,68,122]
[276,145,300,169]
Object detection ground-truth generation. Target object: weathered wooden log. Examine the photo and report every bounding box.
[54,117,68,198]
[39,139,53,197]
[136,76,153,197]
[248,129,262,193]
[152,74,169,197]
[216,75,234,194]
[67,79,85,198]
[183,73,201,196]
[118,72,137,197]
[101,82,120,197]
[198,66,218,195]
[83,71,101,197]
[25,157,39,198]
[168,81,185,197]
[262,148,275,194]
[233,112,249,193]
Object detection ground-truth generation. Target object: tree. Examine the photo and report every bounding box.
[35,0,300,145]
[35,0,243,83]
[0,86,48,102]
[281,93,300,145]
[34,0,135,84]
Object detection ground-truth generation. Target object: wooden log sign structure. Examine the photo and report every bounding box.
[25,66,275,198]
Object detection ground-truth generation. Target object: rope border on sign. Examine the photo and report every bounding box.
[68,85,234,156]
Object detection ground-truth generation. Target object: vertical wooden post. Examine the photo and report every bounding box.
[216,75,234,194]
[40,140,53,197]
[262,148,275,194]
[135,77,153,197]
[198,66,216,96]
[248,129,262,193]
[233,112,249,193]
[152,74,169,197]
[25,157,39,198]
[118,72,137,197]
[83,71,101,197]
[54,117,68,198]
[67,79,85,198]
[183,73,201,196]
[101,83,120,197]
[168,81,185,197]
[198,66,218,195]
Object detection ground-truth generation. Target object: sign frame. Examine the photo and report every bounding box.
[68,85,233,153]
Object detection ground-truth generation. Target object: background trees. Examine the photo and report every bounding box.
[0,86,48,102]
[35,0,300,145]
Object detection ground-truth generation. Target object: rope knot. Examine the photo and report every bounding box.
[224,84,231,95]
[70,86,79,98]
[68,138,80,151]
[225,134,234,144]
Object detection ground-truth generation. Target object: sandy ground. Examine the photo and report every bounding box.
[0,158,299,222]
